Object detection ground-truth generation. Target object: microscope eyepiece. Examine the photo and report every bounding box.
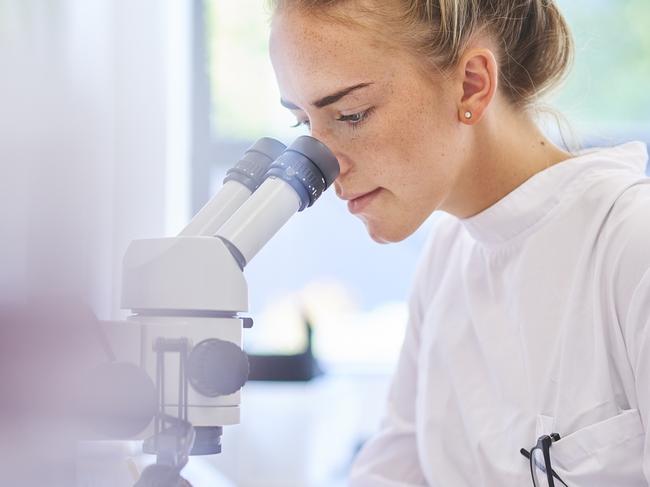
[286,135,340,187]
[223,137,287,192]
[265,135,340,211]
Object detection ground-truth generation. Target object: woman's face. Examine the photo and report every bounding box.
[270,8,466,243]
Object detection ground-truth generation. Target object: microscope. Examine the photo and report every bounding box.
[95,135,339,485]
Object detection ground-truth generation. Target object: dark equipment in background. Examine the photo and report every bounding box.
[247,316,323,382]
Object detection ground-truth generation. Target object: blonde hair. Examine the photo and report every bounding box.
[270,0,574,109]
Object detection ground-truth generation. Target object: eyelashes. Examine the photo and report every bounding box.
[290,119,309,129]
[290,107,375,131]
[336,107,375,129]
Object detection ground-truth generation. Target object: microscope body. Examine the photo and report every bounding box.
[121,236,249,433]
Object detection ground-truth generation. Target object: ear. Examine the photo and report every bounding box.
[456,48,498,124]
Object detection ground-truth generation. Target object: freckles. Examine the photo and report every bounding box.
[284,26,347,78]
[357,139,374,153]
[314,123,334,140]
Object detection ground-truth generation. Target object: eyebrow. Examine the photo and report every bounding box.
[280,82,373,111]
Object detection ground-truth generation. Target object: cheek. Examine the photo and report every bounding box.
[324,91,459,191]
[396,100,460,185]
[373,112,456,192]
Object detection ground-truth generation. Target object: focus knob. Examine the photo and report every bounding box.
[187,339,250,397]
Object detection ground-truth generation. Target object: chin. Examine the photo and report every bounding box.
[364,220,416,244]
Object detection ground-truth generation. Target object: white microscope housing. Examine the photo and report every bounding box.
[119,136,339,455]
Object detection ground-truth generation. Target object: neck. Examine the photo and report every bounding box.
[442,99,571,219]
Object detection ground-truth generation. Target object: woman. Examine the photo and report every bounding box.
[268,1,650,485]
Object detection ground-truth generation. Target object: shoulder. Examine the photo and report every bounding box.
[598,180,650,328]
[580,143,650,281]
[602,180,650,275]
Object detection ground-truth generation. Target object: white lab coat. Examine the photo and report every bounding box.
[349,142,650,486]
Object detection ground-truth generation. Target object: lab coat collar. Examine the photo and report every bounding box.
[458,141,648,247]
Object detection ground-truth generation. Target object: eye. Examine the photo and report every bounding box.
[336,107,374,128]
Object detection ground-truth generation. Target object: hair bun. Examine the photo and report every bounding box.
[496,0,574,105]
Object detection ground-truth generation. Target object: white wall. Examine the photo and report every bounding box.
[0,0,191,319]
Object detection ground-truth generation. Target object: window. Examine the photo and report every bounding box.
[553,0,650,145]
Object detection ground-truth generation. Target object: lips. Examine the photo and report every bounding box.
[346,188,381,214]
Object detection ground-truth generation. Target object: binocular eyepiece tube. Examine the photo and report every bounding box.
[215,135,339,268]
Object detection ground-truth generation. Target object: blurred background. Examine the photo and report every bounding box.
[0,0,648,485]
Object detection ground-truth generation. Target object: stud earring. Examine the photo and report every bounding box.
[464,111,472,120]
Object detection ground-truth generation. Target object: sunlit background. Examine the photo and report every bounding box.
[1,0,648,485]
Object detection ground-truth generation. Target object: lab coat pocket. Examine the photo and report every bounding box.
[551,409,645,486]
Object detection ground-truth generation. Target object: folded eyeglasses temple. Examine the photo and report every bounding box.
[520,448,569,487]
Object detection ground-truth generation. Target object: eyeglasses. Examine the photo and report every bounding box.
[520,433,568,487]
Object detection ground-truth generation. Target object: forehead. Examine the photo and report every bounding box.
[269,9,404,105]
